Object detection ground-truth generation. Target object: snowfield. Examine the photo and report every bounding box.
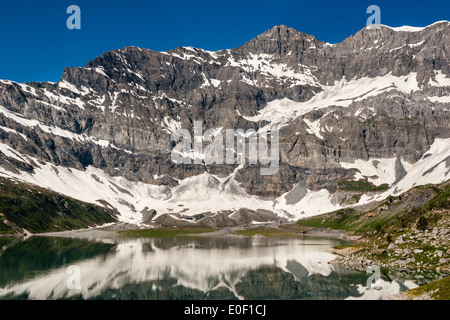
[243,72,423,130]
[0,137,449,224]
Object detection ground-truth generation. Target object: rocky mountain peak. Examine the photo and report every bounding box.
[239,25,321,55]
[257,25,311,40]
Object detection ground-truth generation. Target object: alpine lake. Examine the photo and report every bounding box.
[0,230,422,300]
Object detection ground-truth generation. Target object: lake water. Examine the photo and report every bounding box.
[0,235,417,300]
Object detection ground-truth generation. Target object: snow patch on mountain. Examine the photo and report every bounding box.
[391,138,450,195]
[355,138,450,205]
[429,70,450,87]
[226,53,320,88]
[0,105,125,150]
[303,117,324,139]
[274,188,341,220]
[340,158,399,186]
[243,72,420,130]
[0,126,28,141]
[380,20,449,33]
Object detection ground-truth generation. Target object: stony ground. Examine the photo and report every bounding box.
[330,226,450,285]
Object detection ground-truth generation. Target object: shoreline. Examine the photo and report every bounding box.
[327,229,450,281]
[23,222,346,240]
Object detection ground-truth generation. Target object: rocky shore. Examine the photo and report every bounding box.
[330,226,450,285]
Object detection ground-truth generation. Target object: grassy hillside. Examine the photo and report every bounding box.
[0,177,117,234]
[390,276,450,300]
[297,181,449,234]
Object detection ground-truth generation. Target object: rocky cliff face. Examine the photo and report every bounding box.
[0,22,449,226]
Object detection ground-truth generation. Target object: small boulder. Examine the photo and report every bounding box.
[395,236,404,245]
[388,243,398,250]
[141,208,157,225]
[405,258,415,264]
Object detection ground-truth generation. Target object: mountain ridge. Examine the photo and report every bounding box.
[0,20,449,226]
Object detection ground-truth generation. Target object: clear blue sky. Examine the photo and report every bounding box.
[0,0,448,83]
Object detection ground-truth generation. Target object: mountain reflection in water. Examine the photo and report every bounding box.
[0,235,416,300]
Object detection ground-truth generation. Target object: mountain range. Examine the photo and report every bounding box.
[0,21,449,231]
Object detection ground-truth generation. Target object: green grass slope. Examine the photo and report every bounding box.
[0,177,117,234]
[391,276,450,300]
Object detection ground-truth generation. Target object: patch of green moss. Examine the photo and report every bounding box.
[338,179,389,192]
[297,209,361,230]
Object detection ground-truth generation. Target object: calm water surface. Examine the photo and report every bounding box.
[0,235,417,300]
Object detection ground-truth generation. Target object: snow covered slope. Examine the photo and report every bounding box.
[1,137,449,224]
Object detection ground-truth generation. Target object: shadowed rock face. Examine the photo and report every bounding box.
[0,22,449,223]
